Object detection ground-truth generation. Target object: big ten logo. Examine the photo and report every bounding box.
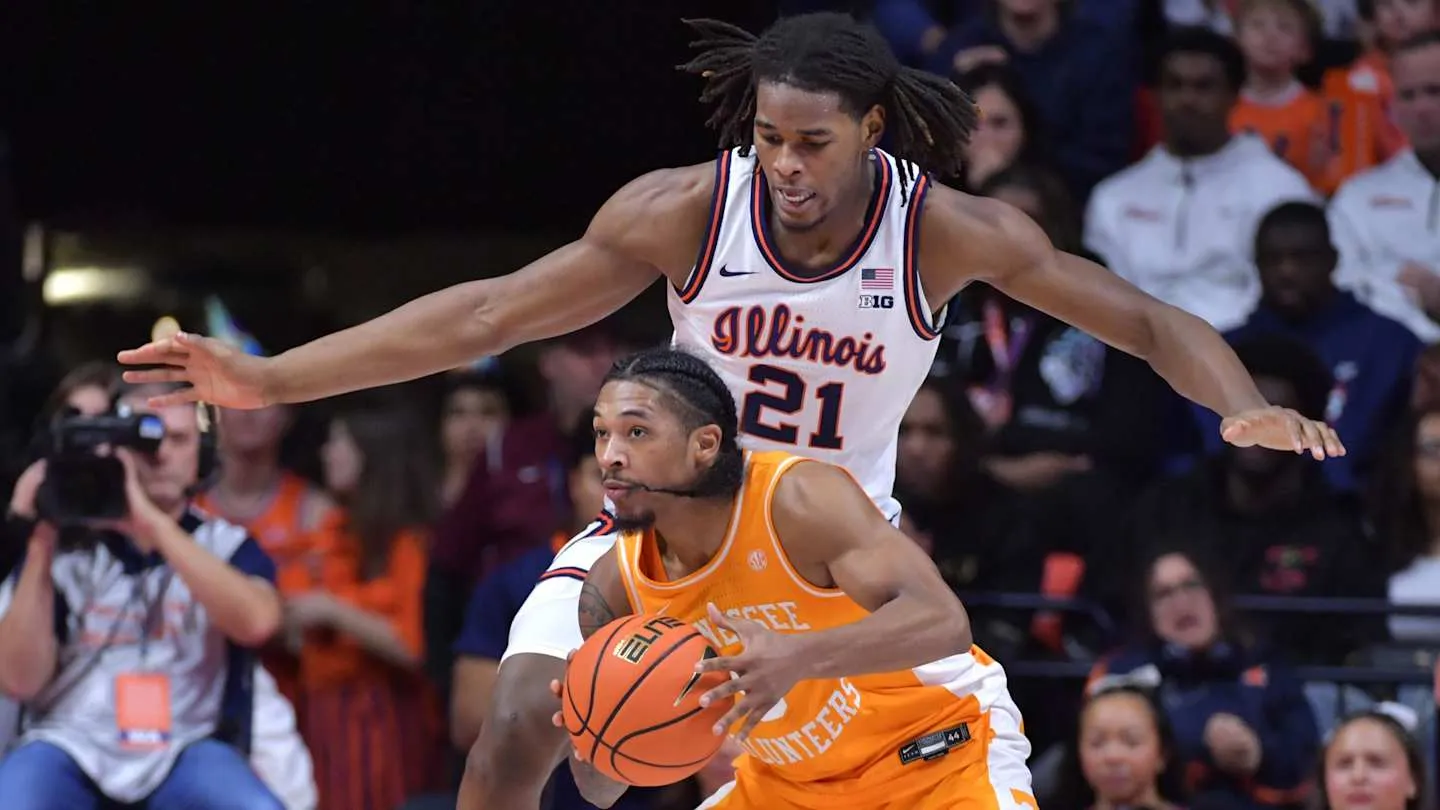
[857,294,894,310]
[613,615,686,664]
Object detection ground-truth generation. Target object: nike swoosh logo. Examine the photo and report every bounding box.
[717,265,755,277]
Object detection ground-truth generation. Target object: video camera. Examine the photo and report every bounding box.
[35,409,165,525]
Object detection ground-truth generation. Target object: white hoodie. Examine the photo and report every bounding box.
[1084,134,1317,331]
[1328,149,1440,344]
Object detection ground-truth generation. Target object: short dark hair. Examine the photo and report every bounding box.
[1158,27,1246,92]
[679,13,979,187]
[601,346,744,498]
[1254,200,1332,252]
[1231,334,1333,420]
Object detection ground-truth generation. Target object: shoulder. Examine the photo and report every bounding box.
[588,158,728,275]
[918,182,1052,284]
[1334,156,1404,201]
[768,458,886,539]
[187,510,250,556]
[596,160,721,225]
[1248,155,1314,198]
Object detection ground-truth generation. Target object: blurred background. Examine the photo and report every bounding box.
[0,1,1438,810]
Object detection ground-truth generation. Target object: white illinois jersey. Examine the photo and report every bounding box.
[668,146,944,520]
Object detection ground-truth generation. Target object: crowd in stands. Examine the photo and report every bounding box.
[1,0,1440,808]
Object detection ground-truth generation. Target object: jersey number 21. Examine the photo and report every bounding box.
[740,364,845,450]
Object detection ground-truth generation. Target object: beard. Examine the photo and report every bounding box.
[612,508,657,533]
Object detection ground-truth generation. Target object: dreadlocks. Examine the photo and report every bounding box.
[678,13,979,192]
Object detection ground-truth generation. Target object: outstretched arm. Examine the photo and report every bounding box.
[775,461,973,679]
[120,164,715,407]
[924,186,1343,457]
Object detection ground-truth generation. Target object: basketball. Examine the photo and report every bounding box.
[562,613,734,786]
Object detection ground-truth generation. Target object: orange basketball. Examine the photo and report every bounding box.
[562,613,734,786]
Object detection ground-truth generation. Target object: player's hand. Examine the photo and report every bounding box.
[117,332,273,409]
[1220,406,1344,460]
[694,602,799,741]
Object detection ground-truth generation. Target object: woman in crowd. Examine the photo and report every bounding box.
[1369,407,1440,645]
[1060,678,1187,810]
[1315,705,1428,810]
[436,361,527,509]
[953,64,1043,191]
[1089,546,1319,810]
[288,399,444,810]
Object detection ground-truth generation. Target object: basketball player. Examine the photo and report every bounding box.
[559,346,1031,809]
[118,13,1344,808]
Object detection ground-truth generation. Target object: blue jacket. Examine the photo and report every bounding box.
[455,545,661,810]
[927,15,1133,198]
[1091,645,1319,809]
[1191,291,1420,491]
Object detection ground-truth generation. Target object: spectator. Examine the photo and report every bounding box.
[939,164,1168,490]
[1230,0,1334,189]
[1329,32,1440,343]
[1191,201,1421,491]
[894,377,1043,658]
[424,357,535,703]
[1316,706,1428,810]
[1090,336,1386,662]
[871,0,1139,68]
[1088,547,1320,810]
[430,325,622,596]
[1369,407,1440,644]
[1084,28,1315,331]
[928,0,1135,197]
[436,361,528,509]
[953,64,1045,191]
[1056,680,1188,810]
[1321,0,1427,188]
[289,402,443,810]
[870,0,963,66]
[0,380,285,809]
[196,401,336,710]
[1,366,316,808]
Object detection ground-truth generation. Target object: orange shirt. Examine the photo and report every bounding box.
[194,472,333,594]
[195,472,334,703]
[298,524,429,689]
[613,451,1011,808]
[1231,87,1332,191]
[1320,50,1405,192]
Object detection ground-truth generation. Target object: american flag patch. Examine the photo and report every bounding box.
[861,268,894,290]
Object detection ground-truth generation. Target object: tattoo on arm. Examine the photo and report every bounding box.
[577,580,618,640]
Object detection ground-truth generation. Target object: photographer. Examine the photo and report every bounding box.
[0,381,285,810]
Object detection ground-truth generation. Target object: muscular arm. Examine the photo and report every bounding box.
[921,186,1268,418]
[775,462,973,680]
[260,165,713,405]
[568,549,635,808]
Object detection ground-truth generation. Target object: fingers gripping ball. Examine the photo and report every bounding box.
[562,614,734,786]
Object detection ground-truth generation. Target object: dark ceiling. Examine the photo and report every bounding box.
[1,2,778,234]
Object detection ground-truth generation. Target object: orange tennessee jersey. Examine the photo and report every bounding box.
[1321,52,1405,191]
[613,451,1012,807]
[1231,89,1331,190]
